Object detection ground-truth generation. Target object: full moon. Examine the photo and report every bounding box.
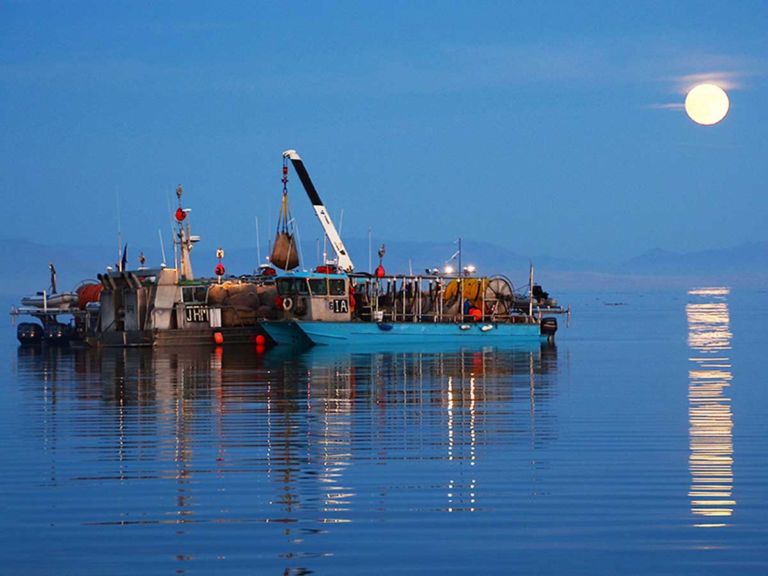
[684,83,730,125]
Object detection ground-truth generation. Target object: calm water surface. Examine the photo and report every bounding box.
[1,288,767,575]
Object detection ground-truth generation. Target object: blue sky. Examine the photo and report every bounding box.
[1,1,766,265]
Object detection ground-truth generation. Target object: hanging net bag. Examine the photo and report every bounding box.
[269,157,300,270]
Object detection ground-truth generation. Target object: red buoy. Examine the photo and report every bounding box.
[175,207,187,222]
[215,263,225,276]
[213,332,224,345]
[375,264,386,278]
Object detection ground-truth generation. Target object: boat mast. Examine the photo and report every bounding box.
[282,149,355,272]
[174,185,198,280]
[529,263,534,317]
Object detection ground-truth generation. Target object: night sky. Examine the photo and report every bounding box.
[2,1,766,264]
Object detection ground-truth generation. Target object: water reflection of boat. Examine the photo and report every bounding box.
[14,340,559,569]
[258,339,558,382]
[15,341,558,404]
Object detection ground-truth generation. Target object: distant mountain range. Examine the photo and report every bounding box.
[1,237,766,296]
[616,243,768,275]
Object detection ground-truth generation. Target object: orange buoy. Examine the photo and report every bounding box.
[213,331,224,345]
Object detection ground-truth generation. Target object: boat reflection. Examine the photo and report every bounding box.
[686,287,735,528]
[14,341,559,571]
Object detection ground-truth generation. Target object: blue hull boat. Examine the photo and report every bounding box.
[258,150,566,349]
[262,319,548,347]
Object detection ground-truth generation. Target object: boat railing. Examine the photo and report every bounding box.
[351,274,537,325]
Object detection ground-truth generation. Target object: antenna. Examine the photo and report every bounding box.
[116,190,123,271]
[293,219,305,269]
[335,208,345,267]
[166,190,178,271]
[458,237,462,277]
[116,189,122,231]
[529,263,534,317]
[255,216,262,266]
[158,229,167,267]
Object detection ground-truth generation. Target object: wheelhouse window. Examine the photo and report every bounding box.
[308,279,328,295]
[329,279,345,296]
[277,278,310,296]
[182,286,208,303]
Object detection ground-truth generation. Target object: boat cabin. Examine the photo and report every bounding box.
[275,273,352,321]
[98,268,223,332]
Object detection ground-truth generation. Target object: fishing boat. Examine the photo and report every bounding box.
[10,260,102,346]
[11,297,96,346]
[260,150,568,347]
[11,186,276,348]
[92,186,276,347]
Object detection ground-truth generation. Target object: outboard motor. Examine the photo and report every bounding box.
[532,284,549,303]
[540,316,558,342]
[17,322,43,346]
[44,323,71,346]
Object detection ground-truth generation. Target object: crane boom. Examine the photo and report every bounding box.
[282,149,355,272]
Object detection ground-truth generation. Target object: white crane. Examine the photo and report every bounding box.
[282,149,355,273]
